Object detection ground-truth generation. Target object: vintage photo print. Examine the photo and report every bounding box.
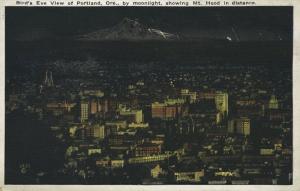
[2,4,297,190]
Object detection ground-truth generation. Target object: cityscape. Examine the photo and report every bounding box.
[5,7,293,184]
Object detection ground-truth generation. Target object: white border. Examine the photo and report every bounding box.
[2,0,295,6]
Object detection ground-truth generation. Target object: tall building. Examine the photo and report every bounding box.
[135,110,143,123]
[151,100,182,119]
[228,117,250,136]
[80,101,89,122]
[99,99,109,113]
[236,117,250,135]
[90,125,106,139]
[152,102,166,118]
[90,99,99,114]
[165,106,177,118]
[215,91,228,116]
[269,95,279,109]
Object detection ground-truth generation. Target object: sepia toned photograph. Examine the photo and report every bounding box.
[5,7,293,185]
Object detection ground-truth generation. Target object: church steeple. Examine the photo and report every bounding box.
[44,70,54,87]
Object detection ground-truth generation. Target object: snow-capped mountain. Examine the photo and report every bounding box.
[77,18,179,41]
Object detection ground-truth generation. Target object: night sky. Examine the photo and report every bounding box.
[6,7,293,41]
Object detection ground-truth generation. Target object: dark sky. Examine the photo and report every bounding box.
[6,7,293,41]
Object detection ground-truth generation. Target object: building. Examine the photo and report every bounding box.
[188,100,221,129]
[236,117,250,135]
[150,135,165,145]
[80,100,89,122]
[173,169,204,182]
[128,153,172,164]
[111,159,125,168]
[88,148,102,156]
[165,105,178,118]
[228,117,251,136]
[215,171,239,177]
[83,124,107,140]
[197,91,228,117]
[151,102,166,119]
[99,99,109,113]
[269,95,279,109]
[181,89,197,103]
[118,105,144,123]
[135,143,161,157]
[105,120,127,132]
[46,100,76,116]
[69,126,78,137]
[215,91,228,116]
[128,122,149,129]
[151,101,182,119]
[165,98,185,105]
[197,91,216,100]
[260,148,274,155]
[90,98,110,114]
[96,158,110,168]
[91,125,106,139]
[236,100,256,106]
[108,134,136,146]
[151,164,164,178]
[80,89,104,98]
[90,99,98,114]
[236,104,264,118]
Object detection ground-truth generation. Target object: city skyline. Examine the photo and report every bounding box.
[5,7,293,185]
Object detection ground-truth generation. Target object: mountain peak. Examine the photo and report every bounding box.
[120,17,138,24]
[78,18,179,41]
[118,18,140,27]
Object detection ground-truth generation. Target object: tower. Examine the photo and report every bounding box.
[44,70,54,87]
[215,91,228,116]
[80,100,89,123]
[49,71,54,86]
[269,95,279,109]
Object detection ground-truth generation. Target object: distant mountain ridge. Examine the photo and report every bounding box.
[77,18,179,41]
